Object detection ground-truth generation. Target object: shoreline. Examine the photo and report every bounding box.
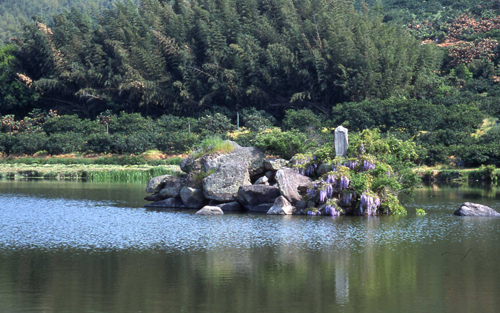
[0,163,181,183]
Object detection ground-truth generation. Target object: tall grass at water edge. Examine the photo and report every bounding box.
[0,165,179,183]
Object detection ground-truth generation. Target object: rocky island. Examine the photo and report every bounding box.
[144,127,411,216]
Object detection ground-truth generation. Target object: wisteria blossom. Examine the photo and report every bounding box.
[361,160,375,172]
[360,192,381,215]
[319,183,334,202]
[345,160,358,170]
[292,154,318,176]
[360,143,366,154]
[342,193,352,205]
[325,204,341,216]
[339,176,349,190]
[325,173,336,184]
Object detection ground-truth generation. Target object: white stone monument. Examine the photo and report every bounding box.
[335,126,348,157]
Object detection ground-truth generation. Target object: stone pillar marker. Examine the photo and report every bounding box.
[335,126,348,157]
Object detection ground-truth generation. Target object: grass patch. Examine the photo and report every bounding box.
[0,164,181,183]
[192,168,216,184]
[0,155,182,166]
[191,137,235,159]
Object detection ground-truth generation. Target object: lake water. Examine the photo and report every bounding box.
[1,180,499,313]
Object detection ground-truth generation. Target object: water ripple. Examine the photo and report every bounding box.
[1,194,499,252]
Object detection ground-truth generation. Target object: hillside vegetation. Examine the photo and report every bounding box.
[1,0,500,167]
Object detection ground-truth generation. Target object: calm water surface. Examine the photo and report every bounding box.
[0,180,499,313]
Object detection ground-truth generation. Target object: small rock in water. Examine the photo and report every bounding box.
[267,196,294,215]
[196,206,224,215]
[454,202,500,217]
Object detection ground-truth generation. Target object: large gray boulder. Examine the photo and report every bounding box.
[180,153,220,174]
[196,206,224,215]
[267,196,294,215]
[237,185,281,210]
[202,159,251,202]
[145,174,172,193]
[144,193,166,202]
[180,187,205,209]
[180,141,240,174]
[454,202,500,217]
[144,198,186,208]
[216,201,244,212]
[158,176,184,198]
[275,168,313,205]
[205,146,265,177]
[264,158,289,171]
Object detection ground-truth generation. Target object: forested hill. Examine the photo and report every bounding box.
[2,0,445,117]
[0,0,118,43]
[2,0,500,166]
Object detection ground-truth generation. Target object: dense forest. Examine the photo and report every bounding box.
[0,0,119,43]
[1,0,500,167]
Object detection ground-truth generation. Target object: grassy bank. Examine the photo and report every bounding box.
[415,165,500,183]
[0,163,182,183]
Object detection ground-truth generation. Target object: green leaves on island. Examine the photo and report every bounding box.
[292,129,419,215]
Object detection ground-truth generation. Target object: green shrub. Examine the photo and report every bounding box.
[198,113,235,135]
[253,129,312,159]
[282,109,324,132]
[45,132,85,155]
[122,132,155,154]
[43,115,100,135]
[86,133,115,153]
[155,132,199,154]
[113,112,155,135]
[10,132,48,155]
[0,133,14,155]
[240,107,276,131]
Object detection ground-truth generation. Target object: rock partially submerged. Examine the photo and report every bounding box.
[144,197,186,209]
[267,196,294,215]
[145,174,172,194]
[237,185,281,210]
[180,187,205,209]
[196,206,224,215]
[216,201,243,212]
[454,202,500,217]
[145,141,324,215]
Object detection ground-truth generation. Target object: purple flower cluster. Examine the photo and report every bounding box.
[345,160,358,170]
[306,187,316,197]
[319,184,334,202]
[293,155,318,176]
[325,205,340,216]
[360,192,380,215]
[342,193,352,205]
[361,160,375,172]
[302,163,318,176]
[325,174,336,184]
[360,144,366,154]
[339,176,349,190]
